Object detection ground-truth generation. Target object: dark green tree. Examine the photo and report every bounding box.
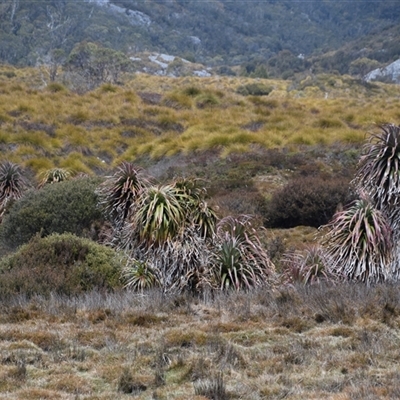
[0,177,103,251]
[66,41,132,89]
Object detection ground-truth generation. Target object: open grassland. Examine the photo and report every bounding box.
[1,65,400,177]
[1,284,400,399]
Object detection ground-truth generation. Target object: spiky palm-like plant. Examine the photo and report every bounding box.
[38,168,71,188]
[121,223,211,293]
[142,226,211,292]
[174,177,204,202]
[119,179,217,293]
[174,177,217,239]
[321,197,393,284]
[133,184,188,245]
[122,260,160,292]
[282,245,336,286]
[97,162,150,229]
[0,161,28,221]
[354,124,400,230]
[212,215,275,291]
[192,200,217,239]
[352,123,400,281]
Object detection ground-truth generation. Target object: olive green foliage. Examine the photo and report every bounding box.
[349,58,381,77]
[128,178,217,246]
[195,93,220,108]
[0,233,123,298]
[0,177,103,251]
[236,83,272,96]
[213,215,275,290]
[0,161,28,220]
[132,184,186,245]
[65,41,132,90]
[183,86,202,97]
[173,177,217,239]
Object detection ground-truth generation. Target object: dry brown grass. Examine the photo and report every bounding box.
[1,285,400,399]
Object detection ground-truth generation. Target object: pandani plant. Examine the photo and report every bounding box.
[120,178,217,293]
[122,259,160,292]
[174,177,217,239]
[281,245,336,286]
[0,161,28,222]
[354,123,400,232]
[97,162,151,229]
[212,215,275,291]
[321,124,400,284]
[38,168,71,188]
[132,183,188,245]
[321,195,393,284]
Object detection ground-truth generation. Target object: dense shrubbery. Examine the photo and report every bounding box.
[265,175,352,228]
[0,177,104,251]
[236,83,272,96]
[0,233,123,297]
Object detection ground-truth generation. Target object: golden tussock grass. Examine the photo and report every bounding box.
[0,65,399,178]
[58,153,94,174]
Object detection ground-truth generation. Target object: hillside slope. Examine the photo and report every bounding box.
[0,0,399,78]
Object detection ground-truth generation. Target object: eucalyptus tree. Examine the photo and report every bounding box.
[66,42,132,90]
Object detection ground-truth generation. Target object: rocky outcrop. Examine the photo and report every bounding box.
[85,0,151,26]
[364,59,400,84]
[130,52,212,77]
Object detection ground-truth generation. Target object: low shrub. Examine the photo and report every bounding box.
[236,83,272,96]
[0,233,123,297]
[0,177,104,251]
[162,92,192,109]
[183,86,202,96]
[265,175,352,228]
[46,82,67,93]
[195,93,220,108]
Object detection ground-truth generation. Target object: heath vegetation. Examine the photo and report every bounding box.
[1,65,400,398]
